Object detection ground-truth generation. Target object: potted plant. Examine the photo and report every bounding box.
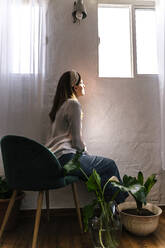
[110,172,162,236]
[64,151,122,248]
[0,176,24,231]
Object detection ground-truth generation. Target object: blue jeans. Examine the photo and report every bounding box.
[59,153,128,204]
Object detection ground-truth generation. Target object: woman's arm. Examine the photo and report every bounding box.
[67,100,86,151]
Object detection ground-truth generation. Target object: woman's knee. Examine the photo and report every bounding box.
[79,154,120,179]
[104,158,118,171]
[101,158,122,181]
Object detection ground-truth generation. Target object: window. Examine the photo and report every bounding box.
[98,3,158,78]
[98,6,132,78]
[10,4,39,74]
[135,9,158,74]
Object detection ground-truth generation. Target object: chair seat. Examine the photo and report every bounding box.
[13,175,80,191]
[54,175,79,189]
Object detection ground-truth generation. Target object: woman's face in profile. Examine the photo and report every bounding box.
[74,80,85,97]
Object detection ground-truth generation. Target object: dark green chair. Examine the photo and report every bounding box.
[0,135,83,248]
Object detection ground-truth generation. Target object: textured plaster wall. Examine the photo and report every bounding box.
[21,0,165,209]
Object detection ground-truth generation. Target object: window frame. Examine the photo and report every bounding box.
[97,0,157,79]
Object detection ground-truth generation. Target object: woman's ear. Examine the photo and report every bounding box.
[74,85,78,90]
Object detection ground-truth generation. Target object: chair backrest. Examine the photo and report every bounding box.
[0,135,62,190]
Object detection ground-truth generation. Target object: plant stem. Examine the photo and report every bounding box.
[111,189,120,202]
[99,219,106,248]
[79,167,89,181]
[98,201,118,248]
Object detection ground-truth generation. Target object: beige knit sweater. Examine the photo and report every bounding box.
[46,99,86,159]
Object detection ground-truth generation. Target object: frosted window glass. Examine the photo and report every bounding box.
[135,9,158,74]
[10,5,39,74]
[98,6,132,78]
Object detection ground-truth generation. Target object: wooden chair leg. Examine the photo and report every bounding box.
[71,183,83,234]
[0,190,17,241]
[32,191,44,248]
[45,190,50,222]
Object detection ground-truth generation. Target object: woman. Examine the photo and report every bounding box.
[46,70,128,204]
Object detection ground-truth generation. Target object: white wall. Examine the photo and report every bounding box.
[21,0,165,209]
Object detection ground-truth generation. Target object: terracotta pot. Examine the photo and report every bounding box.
[0,192,24,231]
[118,201,162,236]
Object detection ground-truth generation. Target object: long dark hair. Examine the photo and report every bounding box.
[49,71,81,122]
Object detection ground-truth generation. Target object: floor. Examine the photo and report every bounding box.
[0,211,165,248]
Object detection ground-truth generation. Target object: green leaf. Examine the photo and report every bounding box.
[72,150,83,163]
[102,176,119,196]
[63,159,78,175]
[83,200,98,232]
[132,188,146,205]
[122,175,138,186]
[111,181,141,193]
[111,181,146,201]
[137,171,144,185]
[0,177,13,198]
[144,174,157,196]
[129,184,144,195]
[63,150,83,175]
[86,174,98,192]
[93,169,102,190]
